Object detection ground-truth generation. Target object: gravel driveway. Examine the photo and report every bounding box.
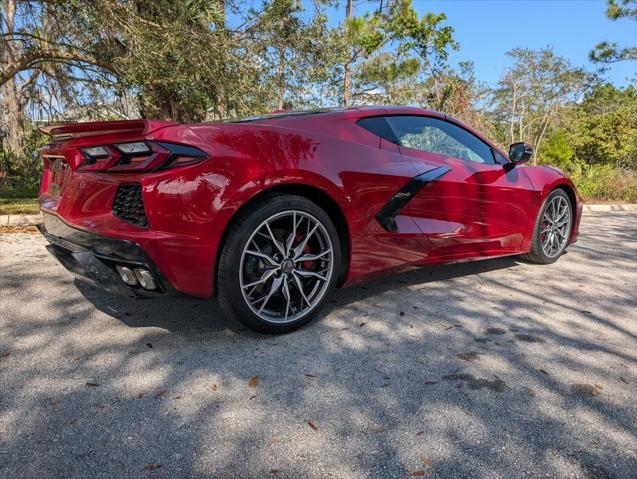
[1,212,636,479]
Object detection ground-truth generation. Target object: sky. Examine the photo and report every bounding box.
[322,0,637,87]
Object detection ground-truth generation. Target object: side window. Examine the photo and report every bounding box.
[493,149,510,165]
[385,116,495,165]
[356,117,398,144]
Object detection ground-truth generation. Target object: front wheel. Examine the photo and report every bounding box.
[216,194,341,334]
[522,189,573,264]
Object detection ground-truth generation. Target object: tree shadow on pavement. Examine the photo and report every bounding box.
[1,212,636,478]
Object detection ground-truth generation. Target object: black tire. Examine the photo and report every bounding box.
[522,188,573,264]
[216,193,341,334]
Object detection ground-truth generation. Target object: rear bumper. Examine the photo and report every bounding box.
[39,212,180,298]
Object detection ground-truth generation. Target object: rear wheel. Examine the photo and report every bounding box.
[522,189,573,264]
[216,194,341,334]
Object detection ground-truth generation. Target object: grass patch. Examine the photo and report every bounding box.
[0,197,40,215]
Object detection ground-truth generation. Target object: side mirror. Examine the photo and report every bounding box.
[508,142,533,164]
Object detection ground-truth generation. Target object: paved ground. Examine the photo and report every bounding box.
[1,212,636,479]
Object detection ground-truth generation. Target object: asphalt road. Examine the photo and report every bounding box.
[1,212,636,479]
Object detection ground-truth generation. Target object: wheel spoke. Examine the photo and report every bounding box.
[243,267,279,289]
[265,221,286,257]
[296,248,332,262]
[294,268,328,282]
[282,277,291,320]
[293,222,320,259]
[258,275,284,313]
[244,249,278,267]
[284,212,297,257]
[291,271,312,308]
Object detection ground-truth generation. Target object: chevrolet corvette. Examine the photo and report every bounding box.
[37,106,582,333]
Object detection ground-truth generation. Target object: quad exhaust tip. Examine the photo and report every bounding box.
[116,265,157,290]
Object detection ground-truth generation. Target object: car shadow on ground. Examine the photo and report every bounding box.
[75,255,522,338]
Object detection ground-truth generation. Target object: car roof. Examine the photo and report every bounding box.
[223,105,443,124]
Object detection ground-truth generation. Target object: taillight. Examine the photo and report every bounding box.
[78,141,208,172]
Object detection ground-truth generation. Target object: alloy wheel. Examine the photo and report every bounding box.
[239,210,334,324]
[540,195,571,258]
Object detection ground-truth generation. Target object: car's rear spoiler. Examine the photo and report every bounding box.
[38,119,179,141]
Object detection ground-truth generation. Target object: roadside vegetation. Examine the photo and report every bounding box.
[0,197,39,215]
[1,0,635,203]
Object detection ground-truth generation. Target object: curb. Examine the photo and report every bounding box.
[1,204,635,226]
[582,204,637,212]
[0,213,42,226]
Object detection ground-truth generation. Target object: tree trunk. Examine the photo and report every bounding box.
[0,0,25,157]
[214,0,227,119]
[342,0,353,107]
[277,47,286,110]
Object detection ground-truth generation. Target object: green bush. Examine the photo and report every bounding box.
[570,164,637,202]
[0,124,46,198]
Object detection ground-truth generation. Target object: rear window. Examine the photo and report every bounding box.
[225,108,344,123]
[356,117,398,144]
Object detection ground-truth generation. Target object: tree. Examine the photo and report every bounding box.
[590,0,637,63]
[563,83,637,168]
[540,130,574,170]
[1,0,117,158]
[337,0,457,107]
[491,48,593,163]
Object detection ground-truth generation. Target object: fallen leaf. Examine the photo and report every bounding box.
[308,420,318,431]
[370,426,386,433]
[68,419,77,426]
[620,376,629,384]
[248,376,259,388]
[85,382,99,388]
[420,455,433,467]
[411,470,427,476]
[304,373,316,378]
[145,463,161,471]
[1,352,10,358]
[270,470,280,475]
[266,437,277,447]
[136,393,144,400]
[359,322,367,327]
[249,395,256,400]
[156,389,167,397]
[146,342,153,349]
[340,327,349,331]
[424,380,438,385]
[570,383,603,397]
[457,352,480,361]
[50,400,60,408]
[594,384,604,390]
[539,369,549,375]
[212,384,218,391]
[416,431,424,437]
[399,311,405,316]
[445,325,454,330]
[172,395,182,400]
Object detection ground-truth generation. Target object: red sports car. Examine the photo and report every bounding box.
[38,106,582,333]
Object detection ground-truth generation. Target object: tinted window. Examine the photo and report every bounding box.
[493,149,510,165]
[356,117,398,144]
[385,116,495,164]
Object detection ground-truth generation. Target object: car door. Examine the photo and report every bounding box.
[384,115,536,261]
